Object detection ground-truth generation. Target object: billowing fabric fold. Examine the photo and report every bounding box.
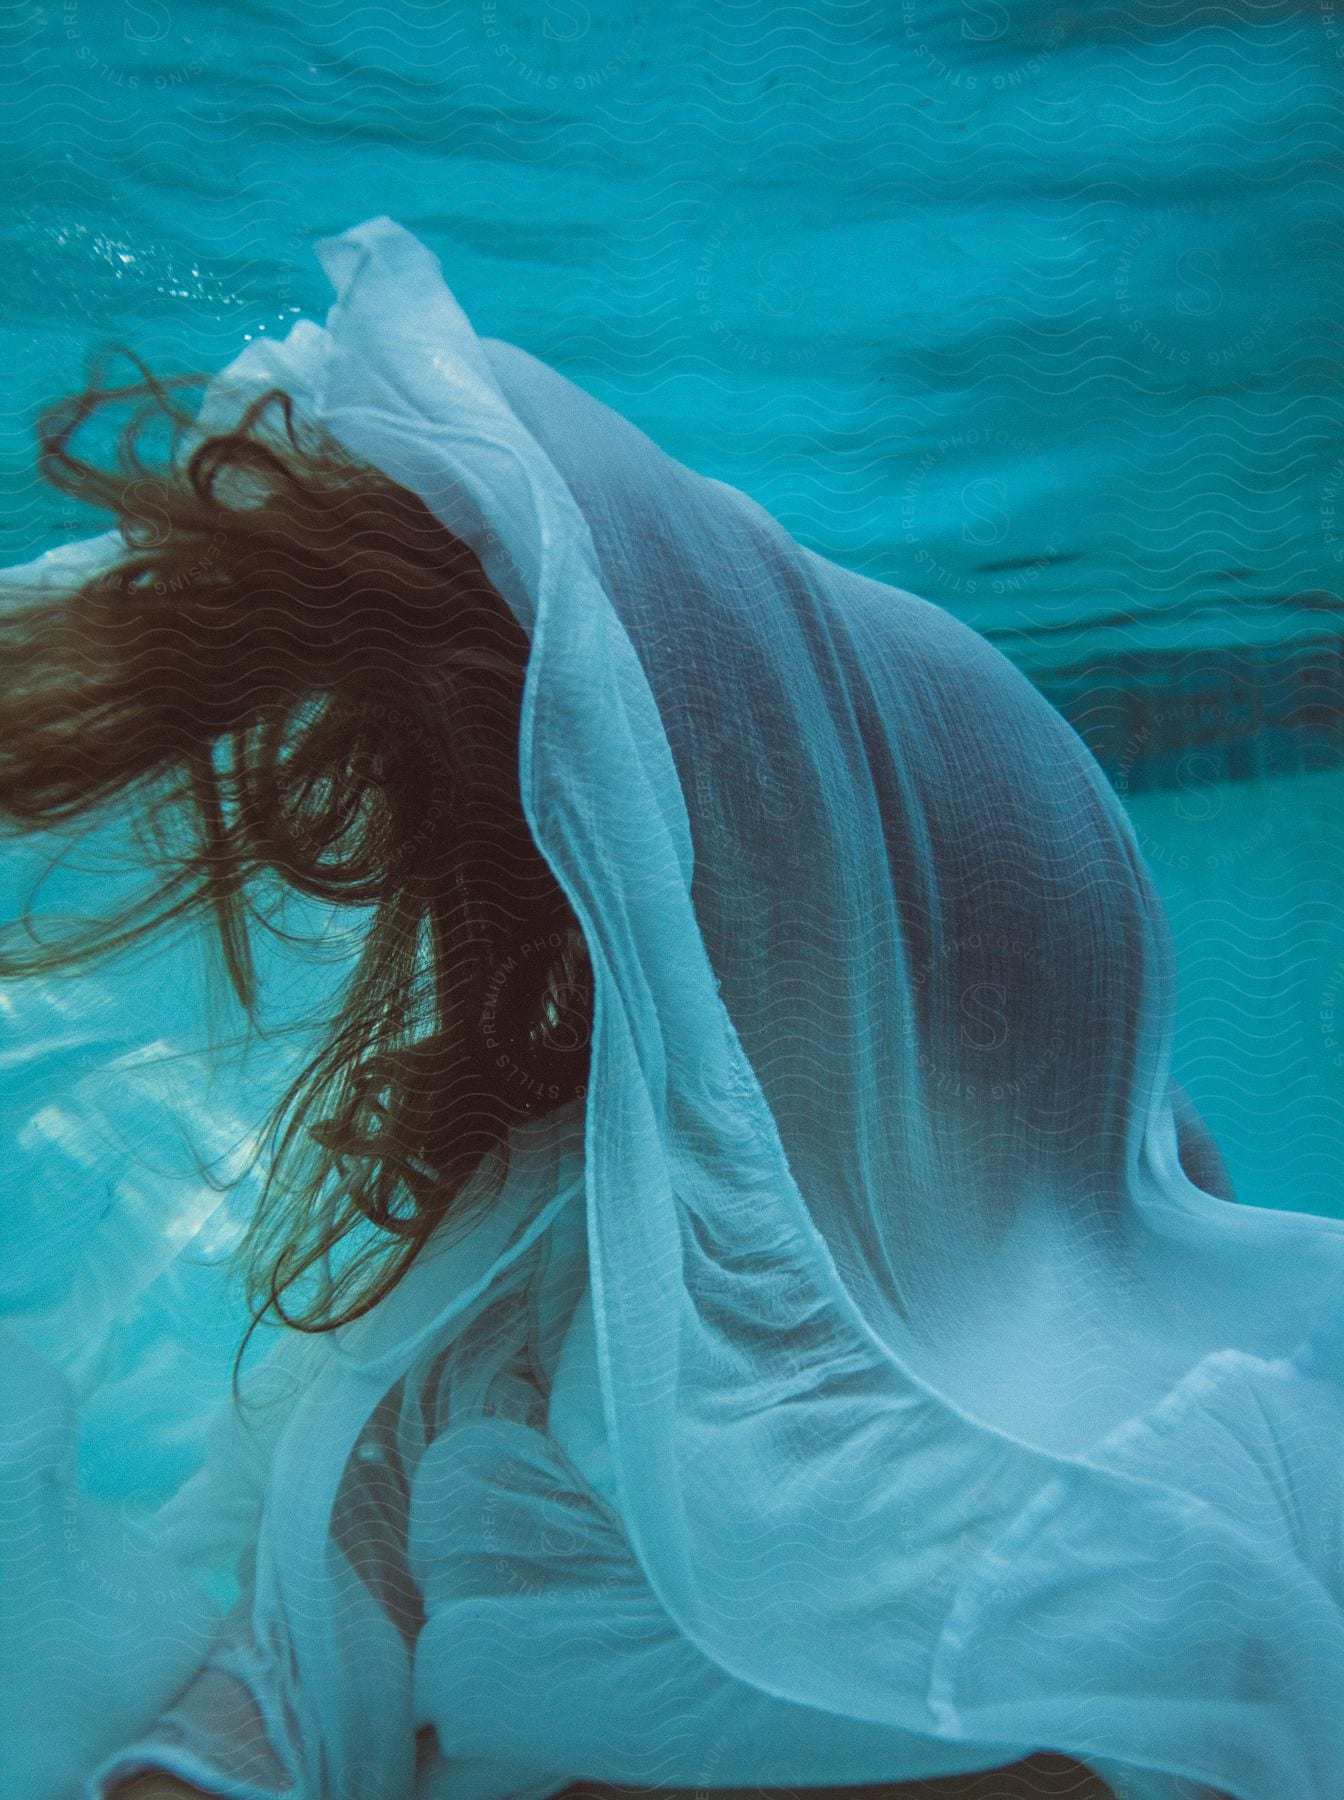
[5,217,1344,1800]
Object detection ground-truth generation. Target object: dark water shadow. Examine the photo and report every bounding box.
[555,1749,1114,1799]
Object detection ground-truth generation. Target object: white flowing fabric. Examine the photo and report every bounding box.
[5,216,1344,1799]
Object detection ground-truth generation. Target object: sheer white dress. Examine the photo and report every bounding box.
[5,218,1344,1800]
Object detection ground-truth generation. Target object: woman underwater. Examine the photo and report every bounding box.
[5,218,1344,1800]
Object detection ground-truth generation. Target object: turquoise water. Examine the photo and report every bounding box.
[1,1,1343,1507]
[3,2,1342,652]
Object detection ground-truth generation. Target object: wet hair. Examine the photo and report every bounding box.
[0,352,592,1371]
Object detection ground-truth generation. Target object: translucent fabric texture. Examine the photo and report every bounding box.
[4,216,1344,1799]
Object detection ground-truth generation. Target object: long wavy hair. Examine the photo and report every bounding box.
[0,352,592,1368]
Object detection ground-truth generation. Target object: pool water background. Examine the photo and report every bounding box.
[0,0,1342,1516]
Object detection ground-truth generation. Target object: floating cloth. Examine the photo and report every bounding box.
[4,218,1344,1800]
